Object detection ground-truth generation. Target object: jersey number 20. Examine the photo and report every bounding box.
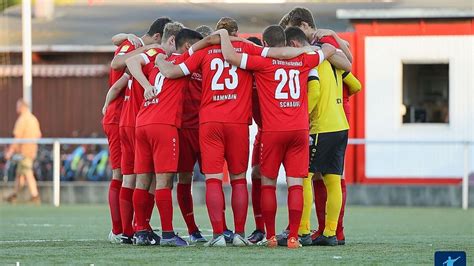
[211,58,238,90]
[275,69,300,100]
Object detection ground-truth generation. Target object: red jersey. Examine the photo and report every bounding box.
[251,80,262,128]
[181,71,202,129]
[119,48,164,127]
[178,42,268,124]
[103,40,137,125]
[240,51,323,132]
[136,53,189,128]
[342,83,350,119]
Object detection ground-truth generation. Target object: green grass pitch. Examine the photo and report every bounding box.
[0,204,472,265]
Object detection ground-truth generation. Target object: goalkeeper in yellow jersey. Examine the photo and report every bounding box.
[279,7,361,247]
[285,26,357,246]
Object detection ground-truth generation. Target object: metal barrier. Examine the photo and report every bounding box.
[0,138,471,209]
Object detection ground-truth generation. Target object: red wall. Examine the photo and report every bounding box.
[349,18,474,184]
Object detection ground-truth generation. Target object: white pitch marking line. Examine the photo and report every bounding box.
[0,239,98,244]
[15,223,73,227]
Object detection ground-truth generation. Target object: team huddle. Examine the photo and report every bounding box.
[101,6,361,249]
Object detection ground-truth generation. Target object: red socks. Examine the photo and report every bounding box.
[231,178,248,234]
[206,178,224,235]
[337,179,347,239]
[119,187,134,237]
[251,178,265,232]
[313,179,327,234]
[222,188,229,231]
[108,179,122,234]
[288,185,303,239]
[177,183,199,234]
[261,185,276,239]
[146,192,155,231]
[132,188,149,232]
[155,188,174,232]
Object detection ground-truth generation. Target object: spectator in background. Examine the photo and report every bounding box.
[4,99,42,204]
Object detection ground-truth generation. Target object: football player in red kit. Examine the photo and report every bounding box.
[245,36,267,245]
[155,17,322,247]
[102,17,171,244]
[217,26,335,248]
[128,25,206,246]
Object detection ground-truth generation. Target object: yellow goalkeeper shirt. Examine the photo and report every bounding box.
[308,61,349,134]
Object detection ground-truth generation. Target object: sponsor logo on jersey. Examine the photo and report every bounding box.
[120,45,130,52]
[146,49,157,57]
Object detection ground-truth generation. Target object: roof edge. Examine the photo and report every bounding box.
[336,8,474,20]
[0,45,116,53]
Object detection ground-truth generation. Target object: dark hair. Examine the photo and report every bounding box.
[285,26,308,45]
[147,17,173,36]
[287,7,316,29]
[262,25,285,47]
[279,13,290,29]
[175,29,203,50]
[247,36,262,46]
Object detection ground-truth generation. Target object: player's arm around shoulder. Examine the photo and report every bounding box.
[126,53,155,100]
[307,68,321,115]
[317,43,336,65]
[155,53,188,79]
[111,42,160,71]
[217,29,244,67]
[343,72,362,96]
[111,33,143,48]
[326,49,351,72]
[102,72,130,115]
[265,45,314,60]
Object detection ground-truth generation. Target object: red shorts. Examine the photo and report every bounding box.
[177,128,201,173]
[119,126,135,175]
[134,124,179,174]
[103,123,121,170]
[251,129,262,167]
[260,130,309,179]
[199,122,249,175]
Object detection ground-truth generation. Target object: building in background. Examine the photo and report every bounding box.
[336,8,474,184]
[0,2,472,184]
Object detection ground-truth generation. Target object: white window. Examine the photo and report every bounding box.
[402,63,449,124]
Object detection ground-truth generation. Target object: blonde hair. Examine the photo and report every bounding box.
[216,17,238,36]
[162,22,185,43]
[195,25,213,38]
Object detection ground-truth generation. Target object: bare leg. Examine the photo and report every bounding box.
[122,174,136,189]
[24,171,39,198]
[112,168,123,181]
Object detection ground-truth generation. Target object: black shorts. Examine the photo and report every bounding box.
[309,130,348,175]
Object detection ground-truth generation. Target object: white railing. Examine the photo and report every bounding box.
[0,138,107,207]
[0,138,471,209]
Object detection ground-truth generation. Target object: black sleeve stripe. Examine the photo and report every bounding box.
[342,71,350,79]
[308,76,319,82]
